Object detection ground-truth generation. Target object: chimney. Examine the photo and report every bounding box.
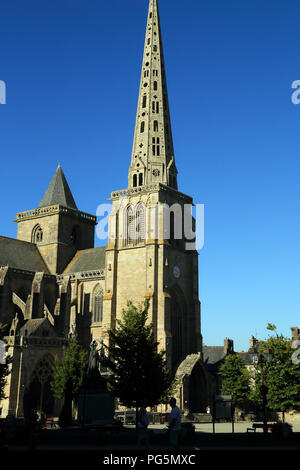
[291,327,300,341]
[224,338,234,355]
[249,335,259,352]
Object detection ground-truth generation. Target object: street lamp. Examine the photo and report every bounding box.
[252,350,273,434]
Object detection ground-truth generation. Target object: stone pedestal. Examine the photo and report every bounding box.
[78,390,115,425]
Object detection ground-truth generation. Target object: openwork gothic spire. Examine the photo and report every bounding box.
[128,0,178,190]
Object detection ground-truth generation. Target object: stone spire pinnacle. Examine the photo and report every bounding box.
[128,0,178,190]
[38,165,78,210]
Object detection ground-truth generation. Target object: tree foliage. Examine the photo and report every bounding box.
[51,335,88,401]
[219,354,251,407]
[100,300,175,409]
[254,325,300,411]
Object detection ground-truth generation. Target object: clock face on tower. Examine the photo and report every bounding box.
[173,266,180,279]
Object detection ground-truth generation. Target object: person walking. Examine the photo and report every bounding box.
[168,398,181,449]
[137,401,150,449]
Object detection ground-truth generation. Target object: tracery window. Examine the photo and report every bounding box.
[126,206,135,245]
[93,285,103,323]
[136,204,145,244]
[124,204,145,246]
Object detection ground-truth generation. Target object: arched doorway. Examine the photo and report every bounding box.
[188,361,208,413]
[175,354,213,414]
[28,354,55,414]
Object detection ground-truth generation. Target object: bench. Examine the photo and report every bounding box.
[246,423,274,433]
[45,418,59,429]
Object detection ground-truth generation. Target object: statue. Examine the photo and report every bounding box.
[88,340,100,372]
[78,339,114,425]
[85,340,106,391]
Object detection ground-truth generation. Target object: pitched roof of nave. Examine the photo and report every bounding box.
[63,246,106,274]
[0,236,49,273]
[38,164,78,210]
[19,317,56,337]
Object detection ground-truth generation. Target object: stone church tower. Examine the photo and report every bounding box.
[0,0,214,418]
[105,0,202,368]
[103,0,213,411]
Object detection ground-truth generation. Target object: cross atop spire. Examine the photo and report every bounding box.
[128,0,178,190]
[38,165,78,210]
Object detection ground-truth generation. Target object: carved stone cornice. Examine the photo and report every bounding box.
[13,204,97,225]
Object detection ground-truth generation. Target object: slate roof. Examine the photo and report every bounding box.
[63,246,106,274]
[202,346,225,365]
[19,318,57,337]
[203,346,256,369]
[0,236,49,273]
[237,351,256,366]
[38,165,78,210]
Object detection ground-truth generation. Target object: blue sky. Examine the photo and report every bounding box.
[1,0,300,352]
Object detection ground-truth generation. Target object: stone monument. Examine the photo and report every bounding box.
[78,340,115,425]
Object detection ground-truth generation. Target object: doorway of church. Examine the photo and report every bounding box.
[188,362,207,413]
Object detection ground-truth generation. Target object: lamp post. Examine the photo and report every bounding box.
[252,350,272,435]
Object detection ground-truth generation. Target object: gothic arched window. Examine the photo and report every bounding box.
[32,225,43,244]
[136,204,145,244]
[139,173,143,186]
[93,285,103,323]
[125,206,135,246]
[133,174,137,187]
[125,204,145,246]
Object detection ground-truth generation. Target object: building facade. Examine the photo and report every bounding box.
[0,0,214,418]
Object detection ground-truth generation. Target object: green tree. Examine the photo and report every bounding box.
[100,300,175,428]
[219,354,251,407]
[254,325,300,413]
[0,323,11,402]
[51,335,88,426]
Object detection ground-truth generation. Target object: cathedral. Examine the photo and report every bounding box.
[0,0,214,418]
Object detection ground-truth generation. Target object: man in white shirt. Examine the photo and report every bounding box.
[168,397,181,448]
